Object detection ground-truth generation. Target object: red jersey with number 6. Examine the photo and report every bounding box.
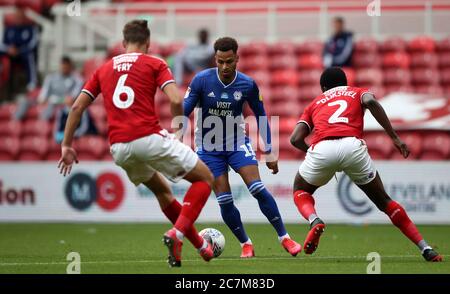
[82,52,174,144]
[298,86,372,145]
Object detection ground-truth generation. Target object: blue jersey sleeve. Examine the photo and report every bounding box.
[247,81,272,153]
[183,74,202,117]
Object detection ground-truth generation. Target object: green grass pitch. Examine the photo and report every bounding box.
[0,223,448,274]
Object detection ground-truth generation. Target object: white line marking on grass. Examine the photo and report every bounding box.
[0,255,447,267]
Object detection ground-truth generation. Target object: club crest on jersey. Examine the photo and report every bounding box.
[221,92,229,99]
[233,91,242,101]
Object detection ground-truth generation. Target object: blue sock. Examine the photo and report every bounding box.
[248,180,287,237]
[216,192,249,244]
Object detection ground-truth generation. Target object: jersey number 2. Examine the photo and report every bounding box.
[328,100,349,124]
[113,74,135,109]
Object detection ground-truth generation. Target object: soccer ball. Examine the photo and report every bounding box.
[199,228,225,258]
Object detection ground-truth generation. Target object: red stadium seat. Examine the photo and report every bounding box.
[382,52,410,69]
[271,70,299,87]
[83,57,106,80]
[410,52,438,68]
[46,138,61,161]
[239,42,269,57]
[22,120,52,138]
[238,55,269,71]
[436,37,450,52]
[352,52,382,68]
[354,38,378,54]
[19,136,49,160]
[342,67,355,87]
[160,42,185,57]
[0,104,17,121]
[384,84,414,95]
[383,68,411,85]
[270,86,299,104]
[269,54,297,70]
[298,54,323,69]
[355,68,383,86]
[420,132,450,160]
[411,68,440,85]
[0,136,20,160]
[298,86,321,101]
[246,70,270,87]
[295,40,323,55]
[269,101,302,118]
[438,52,450,69]
[366,86,386,99]
[408,36,435,53]
[413,85,444,96]
[74,136,108,160]
[380,37,407,53]
[363,133,394,159]
[268,41,296,56]
[298,69,322,85]
[439,69,450,85]
[390,132,422,160]
[279,117,298,134]
[0,120,22,138]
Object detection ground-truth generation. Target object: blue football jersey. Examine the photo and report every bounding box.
[184,68,271,153]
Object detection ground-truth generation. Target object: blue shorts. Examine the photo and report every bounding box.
[198,142,258,178]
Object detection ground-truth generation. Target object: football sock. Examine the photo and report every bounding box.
[384,200,424,246]
[216,192,249,244]
[248,180,287,237]
[240,239,253,247]
[174,181,211,238]
[162,199,204,249]
[293,190,317,221]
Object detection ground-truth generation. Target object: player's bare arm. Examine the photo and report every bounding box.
[290,122,310,153]
[362,93,410,158]
[58,92,92,176]
[163,82,184,136]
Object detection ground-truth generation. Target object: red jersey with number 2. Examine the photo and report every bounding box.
[82,53,175,145]
[298,86,372,145]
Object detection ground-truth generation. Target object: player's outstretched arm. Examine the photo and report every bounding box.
[362,93,410,158]
[290,122,310,153]
[58,92,92,176]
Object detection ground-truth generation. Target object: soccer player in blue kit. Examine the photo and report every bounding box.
[183,37,301,258]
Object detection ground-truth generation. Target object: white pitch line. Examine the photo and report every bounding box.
[0,255,447,267]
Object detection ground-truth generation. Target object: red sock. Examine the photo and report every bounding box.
[293,190,317,221]
[384,200,423,244]
[162,199,204,249]
[174,181,211,235]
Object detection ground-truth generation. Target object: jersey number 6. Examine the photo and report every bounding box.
[113,74,135,109]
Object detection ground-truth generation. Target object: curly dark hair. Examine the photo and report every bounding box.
[214,37,238,53]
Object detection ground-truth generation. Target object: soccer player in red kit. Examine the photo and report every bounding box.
[290,67,442,262]
[58,20,215,267]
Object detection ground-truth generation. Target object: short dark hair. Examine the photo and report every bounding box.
[61,56,73,65]
[214,37,238,54]
[320,67,348,91]
[123,20,150,44]
[334,16,344,24]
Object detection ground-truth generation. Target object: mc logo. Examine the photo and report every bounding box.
[65,172,124,211]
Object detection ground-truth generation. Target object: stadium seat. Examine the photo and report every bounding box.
[384,84,414,95]
[420,132,450,160]
[298,69,322,85]
[390,132,423,160]
[22,120,52,138]
[298,54,323,69]
[380,37,407,53]
[246,70,271,87]
[0,136,20,160]
[271,70,299,87]
[439,69,450,85]
[411,68,440,85]
[355,68,383,86]
[238,55,269,71]
[46,138,61,161]
[270,86,299,104]
[73,136,108,160]
[383,68,411,85]
[413,85,444,96]
[0,104,17,121]
[239,42,269,57]
[268,41,296,56]
[436,37,450,52]
[83,57,106,80]
[352,52,382,68]
[269,54,297,71]
[363,132,394,159]
[0,120,22,138]
[25,104,48,120]
[298,86,321,101]
[408,36,436,53]
[410,52,439,68]
[382,52,410,69]
[269,101,302,118]
[19,136,49,160]
[160,42,185,57]
[342,67,355,86]
[354,38,378,54]
[438,52,450,69]
[279,117,298,134]
[367,86,386,99]
[295,40,323,55]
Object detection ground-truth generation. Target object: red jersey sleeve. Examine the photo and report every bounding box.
[81,69,101,100]
[298,103,314,132]
[156,60,175,90]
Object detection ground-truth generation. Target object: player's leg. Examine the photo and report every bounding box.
[233,154,301,256]
[142,172,213,262]
[343,137,442,262]
[357,173,442,262]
